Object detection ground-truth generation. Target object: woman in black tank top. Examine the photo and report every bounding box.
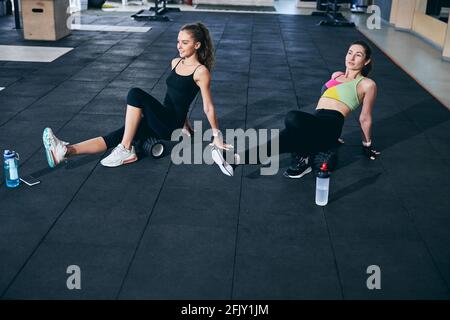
[42,22,232,169]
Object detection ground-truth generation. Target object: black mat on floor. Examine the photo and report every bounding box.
[0,11,449,300]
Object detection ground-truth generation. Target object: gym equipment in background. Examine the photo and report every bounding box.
[312,0,355,27]
[132,0,180,22]
[88,0,106,8]
[350,0,369,13]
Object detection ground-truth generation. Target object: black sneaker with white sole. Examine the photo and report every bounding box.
[283,153,312,179]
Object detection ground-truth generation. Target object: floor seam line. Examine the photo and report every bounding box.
[230,14,252,300]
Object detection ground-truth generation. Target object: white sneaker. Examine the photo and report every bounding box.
[211,147,234,177]
[42,127,69,168]
[100,144,138,168]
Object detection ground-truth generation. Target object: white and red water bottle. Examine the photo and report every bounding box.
[315,163,330,206]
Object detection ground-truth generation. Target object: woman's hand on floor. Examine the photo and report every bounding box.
[211,136,233,151]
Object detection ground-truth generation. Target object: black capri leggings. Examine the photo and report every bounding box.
[102,88,178,149]
[241,109,345,163]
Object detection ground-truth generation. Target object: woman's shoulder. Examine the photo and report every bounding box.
[193,64,210,80]
[171,57,182,69]
[195,64,208,74]
[360,77,377,89]
[331,71,345,79]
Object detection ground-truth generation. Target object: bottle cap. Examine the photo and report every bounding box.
[3,150,16,159]
[317,162,330,178]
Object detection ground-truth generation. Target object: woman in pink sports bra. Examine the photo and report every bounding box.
[215,40,380,178]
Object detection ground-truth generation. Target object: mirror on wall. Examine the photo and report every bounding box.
[426,0,450,23]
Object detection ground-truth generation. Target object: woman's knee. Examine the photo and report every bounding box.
[127,87,145,107]
[285,110,301,128]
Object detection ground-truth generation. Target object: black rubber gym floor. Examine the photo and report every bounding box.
[0,10,449,299]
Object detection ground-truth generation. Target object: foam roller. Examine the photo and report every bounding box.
[142,136,165,159]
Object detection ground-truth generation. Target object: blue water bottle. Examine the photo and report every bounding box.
[3,150,20,188]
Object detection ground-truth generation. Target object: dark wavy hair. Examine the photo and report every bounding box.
[351,40,373,76]
[181,22,215,71]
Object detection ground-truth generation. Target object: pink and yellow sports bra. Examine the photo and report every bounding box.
[320,72,365,112]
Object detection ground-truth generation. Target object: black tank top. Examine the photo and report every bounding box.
[164,59,201,127]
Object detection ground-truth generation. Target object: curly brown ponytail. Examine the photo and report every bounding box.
[181,22,215,71]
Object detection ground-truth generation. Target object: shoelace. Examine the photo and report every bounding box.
[111,146,123,156]
[292,156,307,169]
[111,145,130,156]
[291,153,302,165]
[49,133,68,162]
[49,132,68,148]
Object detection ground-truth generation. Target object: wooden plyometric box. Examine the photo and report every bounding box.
[21,0,71,41]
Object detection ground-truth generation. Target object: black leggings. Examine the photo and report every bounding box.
[102,88,177,149]
[240,109,345,163]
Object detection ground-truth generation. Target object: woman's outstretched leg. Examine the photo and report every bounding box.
[66,137,107,156]
[213,110,317,177]
[44,87,169,169]
[43,128,107,168]
[212,128,293,177]
[42,105,138,168]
